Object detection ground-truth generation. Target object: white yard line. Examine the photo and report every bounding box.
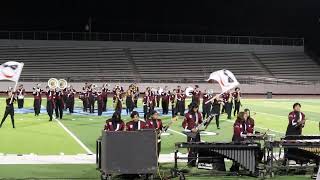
[254,111,318,123]
[54,119,93,155]
[225,119,285,134]
[0,154,96,164]
[168,128,187,137]
[0,153,183,164]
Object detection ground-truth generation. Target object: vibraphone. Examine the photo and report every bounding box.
[264,135,320,177]
[172,142,262,177]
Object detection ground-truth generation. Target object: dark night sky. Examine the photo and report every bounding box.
[0,0,319,38]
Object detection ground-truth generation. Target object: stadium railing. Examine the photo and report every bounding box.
[0,31,304,46]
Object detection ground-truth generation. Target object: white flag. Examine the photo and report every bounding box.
[0,61,24,82]
[207,69,239,93]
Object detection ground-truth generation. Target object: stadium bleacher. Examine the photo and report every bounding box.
[0,40,319,83]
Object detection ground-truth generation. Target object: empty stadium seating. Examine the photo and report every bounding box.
[0,40,319,83]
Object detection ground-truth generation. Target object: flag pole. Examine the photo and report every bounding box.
[9,62,24,104]
[9,81,18,104]
[205,92,224,104]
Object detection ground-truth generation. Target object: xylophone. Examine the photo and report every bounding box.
[173,142,262,175]
[264,135,320,177]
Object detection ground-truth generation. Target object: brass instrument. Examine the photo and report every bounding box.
[185,87,194,97]
[48,78,68,89]
[158,87,163,95]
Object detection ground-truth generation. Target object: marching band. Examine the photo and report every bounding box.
[1,82,245,128]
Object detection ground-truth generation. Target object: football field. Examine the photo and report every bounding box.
[0,97,319,179]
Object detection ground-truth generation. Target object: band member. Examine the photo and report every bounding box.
[202,89,212,119]
[283,103,318,175]
[113,89,123,115]
[125,89,134,115]
[54,89,64,119]
[16,84,25,109]
[45,86,55,121]
[67,86,76,113]
[132,83,139,108]
[182,102,203,167]
[285,103,306,136]
[230,112,247,172]
[170,89,177,118]
[221,92,227,114]
[104,111,125,131]
[126,111,147,131]
[211,95,224,129]
[102,84,108,112]
[88,86,96,113]
[161,86,170,115]
[150,90,156,112]
[191,85,201,106]
[62,88,68,110]
[244,108,254,134]
[97,90,104,116]
[233,87,241,116]
[156,87,161,108]
[79,87,89,112]
[176,87,185,116]
[32,84,42,116]
[143,90,152,120]
[146,110,164,158]
[0,91,16,128]
[181,89,186,116]
[224,91,233,119]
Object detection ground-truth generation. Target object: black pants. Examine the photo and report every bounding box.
[171,105,176,118]
[215,114,220,128]
[34,99,41,116]
[98,101,103,116]
[103,98,107,111]
[202,103,211,119]
[68,100,74,113]
[162,101,169,114]
[0,106,14,128]
[157,141,161,159]
[143,105,150,120]
[47,101,54,121]
[55,101,63,119]
[63,96,68,110]
[221,105,226,114]
[82,100,88,112]
[233,101,241,116]
[126,104,134,115]
[187,132,200,166]
[134,99,138,108]
[89,99,95,113]
[17,98,24,109]
[225,102,233,119]
[177,101,185,116]
[157,98,160,108]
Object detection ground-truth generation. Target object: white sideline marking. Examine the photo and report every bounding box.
[225,119,285,134]
[168,129,207,142]
[54,119,93,155]
[168,129,186,137]
[255,111,319,123]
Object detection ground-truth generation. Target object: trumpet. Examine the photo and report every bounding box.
[48,78,68,89]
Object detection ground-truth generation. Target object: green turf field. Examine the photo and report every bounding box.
[0,97,319,179]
